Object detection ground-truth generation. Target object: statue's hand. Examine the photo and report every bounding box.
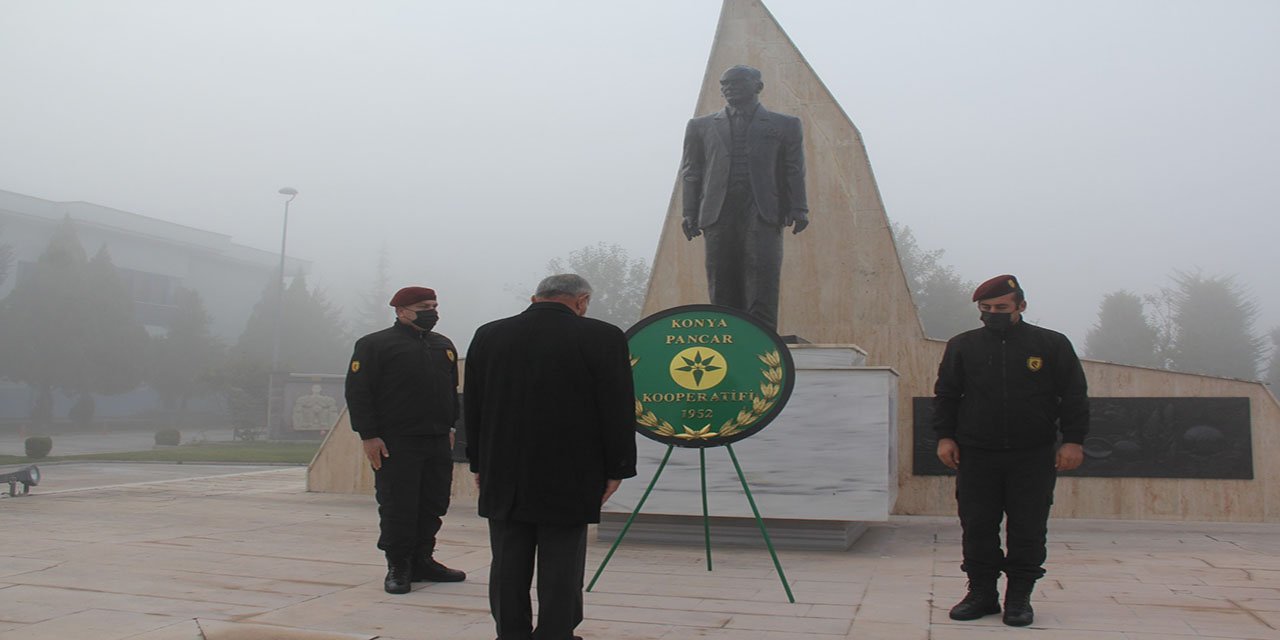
[786,217,810,234]
[682,218,702,240]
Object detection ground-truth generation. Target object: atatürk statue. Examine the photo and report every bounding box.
[681,65,809,330]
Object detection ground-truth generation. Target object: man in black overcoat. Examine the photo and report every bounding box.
[464,274,637,640]
[681,64,810,330]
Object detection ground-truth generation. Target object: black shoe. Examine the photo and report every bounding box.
[384,559,412,594]
[412,556,466,582]
[1002,590,1034,626]
[948,581,1001,621]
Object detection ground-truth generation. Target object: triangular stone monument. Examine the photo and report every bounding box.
[642,0,1280,520]
[308,0,1280,522]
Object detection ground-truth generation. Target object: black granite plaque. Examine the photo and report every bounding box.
[912,397,1253,479]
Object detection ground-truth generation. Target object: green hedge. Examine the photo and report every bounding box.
[25,436,53,459]
[154,429,181,446]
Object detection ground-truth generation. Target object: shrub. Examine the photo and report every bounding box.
[154,428,181,446]
[25,436,53,459]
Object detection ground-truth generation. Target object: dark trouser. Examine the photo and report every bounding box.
[955,443,1057,584]
[373,434,453,561]
[488,519,588,640]
[703,193,783,330]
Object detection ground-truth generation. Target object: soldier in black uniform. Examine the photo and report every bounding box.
[932,275,1088,627]
[346,286,466,594]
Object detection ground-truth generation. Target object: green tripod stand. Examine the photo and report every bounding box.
[586,443,795,603]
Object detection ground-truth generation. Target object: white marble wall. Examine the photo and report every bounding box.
[788,344,867,368]
[605,346,898,522]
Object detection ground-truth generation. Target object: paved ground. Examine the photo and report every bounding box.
[2,465,1279,639]
[0,462,287,495]
[0,427,241,457]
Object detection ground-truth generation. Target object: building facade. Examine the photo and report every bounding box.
[0,188,307,339]
[0,188,309,421]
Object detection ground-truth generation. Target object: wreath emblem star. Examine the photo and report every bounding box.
[675,350,721,386]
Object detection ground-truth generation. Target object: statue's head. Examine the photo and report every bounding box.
[720,65,763,107]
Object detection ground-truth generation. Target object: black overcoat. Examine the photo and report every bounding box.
[464,302,637,525]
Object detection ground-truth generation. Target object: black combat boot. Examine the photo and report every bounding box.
[384,558,412,594]
[948,578,1001,621]
[412,555,466,582]
[1002,579,1035,626]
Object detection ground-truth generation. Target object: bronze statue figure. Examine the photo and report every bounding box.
[681,65,809,330]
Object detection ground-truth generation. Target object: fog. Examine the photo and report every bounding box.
[2,0,1277,351]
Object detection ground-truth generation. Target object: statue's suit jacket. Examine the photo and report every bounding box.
[681,104,808,228]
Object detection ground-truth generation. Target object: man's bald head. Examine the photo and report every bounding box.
[720,65,764,107]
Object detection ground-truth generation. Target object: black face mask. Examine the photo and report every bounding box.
[980,311,1013,331]
[411,309,439,331]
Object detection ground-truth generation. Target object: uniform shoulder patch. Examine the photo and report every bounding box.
[1027,356,1043,372]
[350,360,361,373]
[446,350,456,362]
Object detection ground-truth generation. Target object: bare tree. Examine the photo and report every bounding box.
[546,242,650,330]
[891,223,977,339]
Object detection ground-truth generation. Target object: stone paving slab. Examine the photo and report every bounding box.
[1,466,1279,639]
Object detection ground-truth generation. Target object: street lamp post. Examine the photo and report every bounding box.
[264,187,298,441]
[271,187,298,373]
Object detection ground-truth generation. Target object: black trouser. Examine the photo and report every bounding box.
[703,192,783,330]
[373,434,452,561]
[488,519,588,640]
[955,443,1057,584]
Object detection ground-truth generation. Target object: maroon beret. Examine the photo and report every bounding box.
[388,286,436,307]
[972,274,1021,302]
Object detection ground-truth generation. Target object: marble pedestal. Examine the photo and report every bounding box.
[600,345,898,551]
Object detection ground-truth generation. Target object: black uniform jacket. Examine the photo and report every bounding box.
[345,322,459,440]
[932,321,1089,451]
[464,302,637,525]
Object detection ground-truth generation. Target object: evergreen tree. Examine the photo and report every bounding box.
[1085,291,1160,367]
[80,247,150,398]
[0,221,13,288]
[0,219,87,426]
[355,244,392,336]
[0,219,148,427]
[220,274,347,432]
[1166,271,1264,380]
[1263,328,1280,393]
[546,242,650,330]
[148,288,224,420]
[234,273,349,374]
[891,223,977,339]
